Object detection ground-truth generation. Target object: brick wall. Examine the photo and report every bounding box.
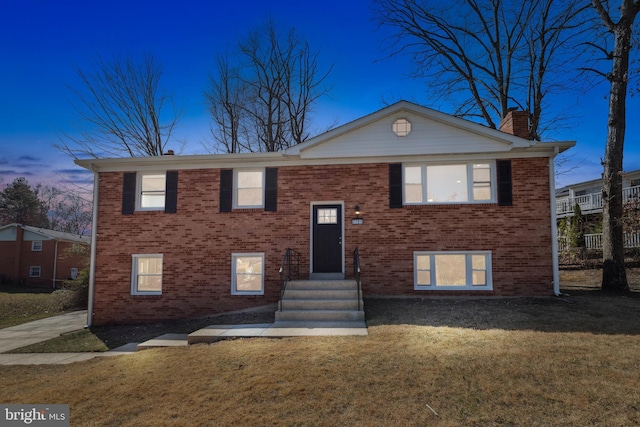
[91,157,553,325]
[0,234,87,286]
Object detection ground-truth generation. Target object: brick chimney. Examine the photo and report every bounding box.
[499,110,531,139]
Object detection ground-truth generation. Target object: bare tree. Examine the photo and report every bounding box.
[206,19,332,153]
[590,0,640,292]
[40,185,93,235]
[372,0,589,139]
[57,52,180,158]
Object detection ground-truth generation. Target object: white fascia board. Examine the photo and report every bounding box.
[75,152,285,172]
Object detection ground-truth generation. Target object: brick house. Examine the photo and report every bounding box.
[76,101,574,326]
[0,223,90,287]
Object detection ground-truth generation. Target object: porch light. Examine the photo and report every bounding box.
[352,205,364,225]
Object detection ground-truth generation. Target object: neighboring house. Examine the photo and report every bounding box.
[76,101,574,326]
[556,170,640,250]
[0,223,90,287]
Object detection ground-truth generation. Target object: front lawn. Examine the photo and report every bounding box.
[2,286,640,425]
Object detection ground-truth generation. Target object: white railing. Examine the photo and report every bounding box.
[559,232,640,250]
[556,185,640,217]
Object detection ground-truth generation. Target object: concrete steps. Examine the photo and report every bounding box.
[275,279,364,323]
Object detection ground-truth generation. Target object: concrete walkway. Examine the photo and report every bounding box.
[0,311,368,365]
[0,311,137,365]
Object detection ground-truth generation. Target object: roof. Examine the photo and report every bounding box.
[0,223,90,244]
[75,100,576,172]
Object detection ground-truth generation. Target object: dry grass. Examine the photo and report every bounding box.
[2,290,640,426]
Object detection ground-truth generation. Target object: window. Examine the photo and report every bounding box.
[131,254,163,295]
[392,118,412,137]
[317,208,338,224]
[403,163,495,204]
[139,173,166,210]
[29,266,41,278]
[70,268,78,280]
[234,169,265,208]
[31,241,42,251]
[232,253,264,295]
[414,252,492,290]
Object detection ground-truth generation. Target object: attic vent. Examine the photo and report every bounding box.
[392,118,411,137]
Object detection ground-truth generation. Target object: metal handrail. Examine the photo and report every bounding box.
[353,247,362,311]
[279,248,300,311]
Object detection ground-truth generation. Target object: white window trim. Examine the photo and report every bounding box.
[131,254,163,295]
[29,266,41,278]
[31,241,43,251]
[136,172,166,211]
[402,162,496,205]
[414,251,493,291]
[233,168,265,209]
[231,252,265,295]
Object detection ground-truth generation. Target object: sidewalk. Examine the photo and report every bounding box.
[0,311,368,365]
[0,311,137,365]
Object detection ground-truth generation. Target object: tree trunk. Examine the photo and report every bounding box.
[601,8,634,292]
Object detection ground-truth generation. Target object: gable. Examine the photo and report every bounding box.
[287,101,534,160]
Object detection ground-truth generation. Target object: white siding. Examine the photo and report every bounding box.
[0,227,16,241]
[299,112,511,159]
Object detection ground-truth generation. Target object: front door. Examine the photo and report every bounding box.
[312,204,343,273]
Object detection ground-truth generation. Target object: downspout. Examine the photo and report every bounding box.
[86,165,99,328]
[52,240,59,289]
[550,147,561,296]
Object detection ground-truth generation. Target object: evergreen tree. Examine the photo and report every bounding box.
[0,177,50,227]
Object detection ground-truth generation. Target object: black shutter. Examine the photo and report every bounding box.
[122,172,136,215]
[389,163,403,208]
[219,169,233,212]
[265,168,278,212]
[497,160,513,206]
[164,171,178,213]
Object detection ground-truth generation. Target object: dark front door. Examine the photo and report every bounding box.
[312,204,343,273]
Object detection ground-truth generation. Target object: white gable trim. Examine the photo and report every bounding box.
[285,101,532,157]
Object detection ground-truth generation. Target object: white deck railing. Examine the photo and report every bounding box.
[556,185,640,217]
[558,232,640,251]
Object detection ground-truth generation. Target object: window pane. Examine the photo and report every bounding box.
[317,208,338,224]
[142,174,166,191]
[405,166,422,184]
[435,255,466,286]
[472,270,486,286]
[236,256,263,274]
[138,275,162,291]
[473,164,491,181]
[472,255,486,269]
[473,183,492,201]
[138,257,162,274]
[416,255,430,270]
[238,171,263,188]
[417,270,431,285]
[472,164,492,201]
[404,166,423,203]
[141,194,165,208]
[237,188,263,206]
[236,274,262,291]
[427,165,468,202]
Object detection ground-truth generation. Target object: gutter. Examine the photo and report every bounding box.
[86,165,99,328]
[550,147,561,296]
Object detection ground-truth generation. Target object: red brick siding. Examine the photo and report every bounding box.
[0,238,87,286]
[92,158,553,325]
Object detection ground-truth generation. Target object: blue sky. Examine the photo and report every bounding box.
[1,0,638,189]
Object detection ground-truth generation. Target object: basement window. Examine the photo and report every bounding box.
[414,251,492,291]
[231,253,264,295]
[131,254,163,295]
[29,266,41,278]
